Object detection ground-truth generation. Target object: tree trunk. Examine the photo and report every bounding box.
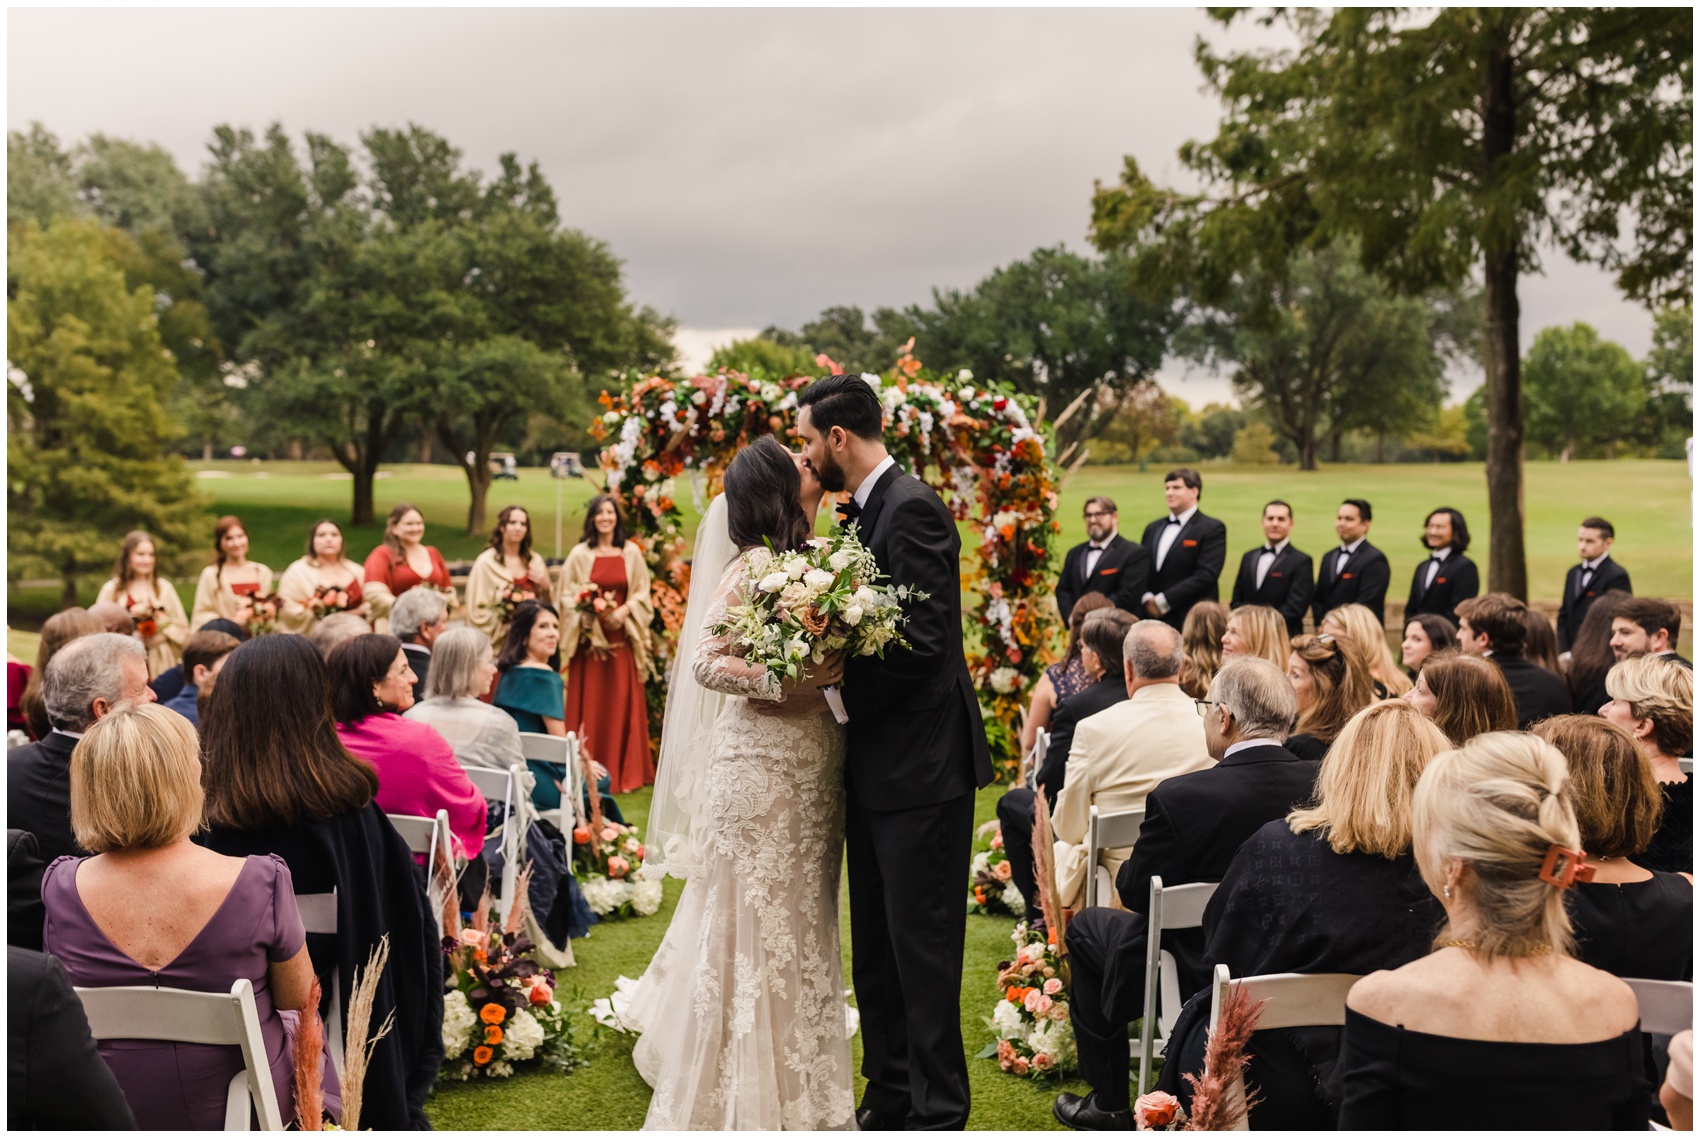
[60,567,77,610]
[466,462,492,536]
[1298,435,1319,471]
[288,439,303,461]
[202,441,214,462]
[1329,432,1343,463]
[351,464,376,527]
[419,431,433,465]
[1376,432,1387,463]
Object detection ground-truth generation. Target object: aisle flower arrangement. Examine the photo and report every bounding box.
[571,819,664,918]
[967,819,1025,916]
[982,920,1076,1078]
[440,899,582,1081]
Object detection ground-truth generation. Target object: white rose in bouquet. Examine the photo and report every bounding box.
[757,571,789,593]
[803,568,835,591]
[783,557,809,580]
[829,550,853,572]
[842,604,865,626]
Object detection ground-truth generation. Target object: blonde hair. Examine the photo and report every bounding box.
[1604,654,1694,758]
[1321,603,1412,696]
[1289,699,1451,858]
[70,702,205,852]
[1532,716,1662,860]
[1226,605,1289,670]
[1412,732,1579,960]
[1180,601,1228,699]
[1290,632,1376,744]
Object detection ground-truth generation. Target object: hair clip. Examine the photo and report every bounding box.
[1538,844,1595,889]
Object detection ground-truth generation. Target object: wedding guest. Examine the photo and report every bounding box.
[308,611,371,657]
[390,587,449,705]
[8,633,155,862]
[1230,499,1314,637]
[1569,589,1632,715]
[95,530,190,679]
[494,601,580,811]
[1137,468,1226,631]
[1339,733,1647,1129]
[1600,655,1692,874]
[1020,593,1112,758]
[1321,602,1413,696]
[1055,496,1149,621]
[1524,608,1564,676]
[41,703,335,1128]
[1220,603,1289,671]
[362,503,454,633]
[405,628,529,780]
[8,829,46,951]
[276,519,369,635]
[1532,715,1691,980]
[1613,596,1691,668]
[555,494,656,793]
[1405,651,1518,745]
[190,515,274,632]
[84,602,135,636]
[147,617,248,706]
[1153,701,1451,1126]
[1312,498,1390,627]
[1557,517,1632,653]
[1403,506,1478,624]
[1665,1032,1694,1132]
[1455,593,1571,728]
[18,607,104,740]
[7,650,29,736]
[1178,600,1228,699]
[200,633,444,1129]
[159,629,239,729]
[465,505,553,650]
[1285,632,1375,761]
[7,945,136,1129]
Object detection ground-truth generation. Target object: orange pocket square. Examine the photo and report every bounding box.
[1182,539,1198,547]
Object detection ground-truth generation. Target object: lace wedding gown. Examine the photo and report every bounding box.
[625,558,855,1130]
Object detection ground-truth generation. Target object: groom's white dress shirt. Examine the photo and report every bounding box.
[852,454,897,512]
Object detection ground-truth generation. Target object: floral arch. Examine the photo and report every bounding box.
[589,344,1060,780]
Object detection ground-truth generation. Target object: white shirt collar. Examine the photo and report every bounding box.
[1431,545,1452,560]
[1581,554,1606,572]
[1169,505,1199,527]
[1340,536,1365,554]
[49,728,85,741]
[405,641,432,656]
[1261,538,1289,555]
[1223,738,1270,760]
[852,454,897,510]
[1089,528,1119,550]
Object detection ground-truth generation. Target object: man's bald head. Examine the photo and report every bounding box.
[1124,619,1184,680]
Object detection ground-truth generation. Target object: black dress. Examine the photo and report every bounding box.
[1568,874,1693,980]
[1337,1006,1649,1129]
[1285,733,1330,763]
[1637,779,1693,875]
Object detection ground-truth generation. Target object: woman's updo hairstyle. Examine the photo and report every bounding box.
[723,435,811,553]
[1412,731,1581,960]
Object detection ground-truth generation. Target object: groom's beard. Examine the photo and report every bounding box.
[812,451,847,493]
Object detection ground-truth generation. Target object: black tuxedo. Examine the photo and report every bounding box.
[1664,652,1693,670]
[1231,543,1316,637]
[841,461,991,1129]
[1404,549,1479,624]
[402,643,431,705]
[1312,541,1391,627]
[8,947,137,1129]
[6,731,83,865]
[1490,652,1572,729]
[1055,534,1150,622]
[1556,557,1632,650]
[8,830,45,952]
[1139,510,1228,630]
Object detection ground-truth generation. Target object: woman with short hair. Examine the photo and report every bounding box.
[405,627,529,781]
[1284,632,1376,761]
[190,515,274,632]
[95,529,190,677]
[1320,602,1411,697]
[1404,651,1518,745]
[1600,654,1693,874]
[1221,604,1288,671]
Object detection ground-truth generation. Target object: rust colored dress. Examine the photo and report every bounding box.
[563,553,654,793]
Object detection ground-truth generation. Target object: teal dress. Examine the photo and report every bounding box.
[494,666,567,811]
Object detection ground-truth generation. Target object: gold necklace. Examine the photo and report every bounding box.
[1443,939,1554,956]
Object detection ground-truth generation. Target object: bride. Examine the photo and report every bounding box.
[623,435,855,1130]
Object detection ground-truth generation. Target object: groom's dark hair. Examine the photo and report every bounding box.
[797,374,883,440]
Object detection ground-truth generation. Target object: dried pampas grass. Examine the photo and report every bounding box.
[1184,981,1264,1131]
[1031,792,1067,951]
[292,975,325,1130]
[339,935,396,1132]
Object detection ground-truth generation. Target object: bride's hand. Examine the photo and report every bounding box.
[802,650,845,689]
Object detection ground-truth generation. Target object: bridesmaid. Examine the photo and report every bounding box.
[95,530,190,678]
[464,505,551,650]
[362,503,455,633]
[554,494,655,794]
[189,516,273,633]
[277,520,370,635]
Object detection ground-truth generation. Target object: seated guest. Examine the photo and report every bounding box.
[8,946,136,1129]
[1178,601,1227,699]
[1055,658,1317,1131]
[9,830,46,950]
[148,617,248,705]
[1154,701,1451,1126]
[19,607,104,740]
[1285,632,1375,761]
[1455,593,1571,727]
[1600,655,1692,874]
[1399,612,1457,680]
[1612,595,1690,668]
[1220,604,1288,670]
[1568,589,1631,715]
[200,634,443,1129]
[84,602,136,637]
[1051,619,1212,909]
[1021,594,1113,758]
[390,586,449,706]
[1666,1031,1694,1132]
[1321,602,1412,696]
[308,610,371,656]
[41,703,335,1128]
[160,629,240,729]
[1405,651,1518,745]
[8,633,156,862]
[1532,715,1691,979]
[405,627,529,779]
[1524,607,1564,676]
[1340,732,1647,1129]
[7,651,28,736]
[1055,496,1148,622]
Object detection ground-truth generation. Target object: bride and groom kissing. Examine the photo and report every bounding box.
[619,373,995,1130]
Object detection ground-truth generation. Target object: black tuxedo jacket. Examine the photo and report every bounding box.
[1556,557,1632,650]
[1404,549,1479,624]
[1035,674,1128,805]
[8,830,45,952]
[842,464,993,811]
[1230,544,1316,637]
[8,947,137,1130]
[1055,534,1150,622]
[1139,511,1228,630]
[402,642,431,705]
[1491,653,1572,729]
[1312,541,1391,627]
[6,731,82,866]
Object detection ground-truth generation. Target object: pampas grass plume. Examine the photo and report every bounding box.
[1184,982,1264,1131]
[293,975,325,1130]
[340,935,396,1132]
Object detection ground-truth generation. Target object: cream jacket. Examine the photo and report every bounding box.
[554,541,656,682]
[189,562,274,632]
[95,577,189,678]
[275,557,367,635]
[463,547,553,649]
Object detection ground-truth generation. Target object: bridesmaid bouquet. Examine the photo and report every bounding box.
[245,594,282,636]
[493,582,539,625]
[308,583,357,620]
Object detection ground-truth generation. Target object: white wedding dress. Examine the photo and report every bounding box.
[623,530,855,1129]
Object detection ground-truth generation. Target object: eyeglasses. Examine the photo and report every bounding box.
[1194,699,1223,718]
[1083,510,1113,520]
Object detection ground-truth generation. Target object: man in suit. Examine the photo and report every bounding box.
[159,629,240,730]
[1312,498,1391,627]
[7,633,155,864]
[1054,657,1318,1131]
[797,375,993,1131]
[997,608,1135,926]
[1056,496,1150,622]
[1405,506,1480,624]
[1230,499,1315,637]
[1612,597,1691,669]
[391,586,449,704]
[1139,468,1227,632]
[1558,517,1633,653]
[1455,593,1572,728]
[9,947,136,1129]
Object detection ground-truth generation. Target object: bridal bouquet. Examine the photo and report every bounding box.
[571,819,663,918]
[980,920,1076,1078]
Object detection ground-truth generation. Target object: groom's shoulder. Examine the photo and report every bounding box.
[886,472,950,515]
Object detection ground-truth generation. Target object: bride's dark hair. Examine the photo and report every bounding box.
[723,436,812,552]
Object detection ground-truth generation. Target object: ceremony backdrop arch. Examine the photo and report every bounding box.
[588,343,1060,780]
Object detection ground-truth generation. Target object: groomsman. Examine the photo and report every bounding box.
[1138,468,1226,631]
[1230,500,1314,637]
[1556,516,1632,652]
[1405,507,1479,624]
[1312,498,1391,627]
[1055,496,1151,622]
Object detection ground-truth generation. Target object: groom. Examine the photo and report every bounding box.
[797,375,994,1131]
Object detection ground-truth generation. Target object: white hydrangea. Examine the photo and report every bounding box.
[486,1060,515,1079]
[502,1007,547,1061]
[1028,1017,1077,1067]
[1002,882,1025,912]
[442,989,477,1058]
[803,568,834,590]
[957,369,974,382]
[971,851,991,875]
[992,997,1026,1041]
[989,667,1020,694]
[581,875,631,915]
[632,877,664,916]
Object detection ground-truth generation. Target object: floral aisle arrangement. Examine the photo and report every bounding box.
[967,819,1025,916]
[571,818,664,918]
[440,900,582,1081]
[983,920,1076,1078]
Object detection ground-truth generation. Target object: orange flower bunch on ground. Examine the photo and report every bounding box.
[982,920,1076,1079]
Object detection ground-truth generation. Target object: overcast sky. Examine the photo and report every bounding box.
[9,7,1659,400]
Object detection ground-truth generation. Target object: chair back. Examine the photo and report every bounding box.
[1134,876,1218,1093]
[1624,977,1693,1036]
[1084,804,1146,909]
[461,764,525,925]
[1680,757,1694,776]
[1024,728,1051,787]
[519,730,582,831]
[389,809,453,937]
[293,892,343,1078]
[1204,964,1361,1131]
[75,978,285,1130]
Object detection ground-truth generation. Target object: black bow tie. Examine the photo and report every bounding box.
[1262,546,1278,556]
[837,499,861,526]
[1166,516,1182,526]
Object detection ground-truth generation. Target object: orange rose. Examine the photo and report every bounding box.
[480,1003,506,1025]
[572,826,592,845]
[529,984,553,1007]
[472,1046,494,1066]
[484,1025,504,1045]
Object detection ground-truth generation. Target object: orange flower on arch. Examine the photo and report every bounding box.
[480,1003,506,1025]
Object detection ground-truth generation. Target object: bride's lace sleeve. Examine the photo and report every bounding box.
[692,561,784,702]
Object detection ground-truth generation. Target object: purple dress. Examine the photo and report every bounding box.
[42,852,337,1129]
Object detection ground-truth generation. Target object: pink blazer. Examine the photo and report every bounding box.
[337,713,487,860]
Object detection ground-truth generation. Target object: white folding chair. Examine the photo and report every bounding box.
[463,764,523,923]
[1085,804,1146,910]
[1134,877,1219,1094]
[1624,977,1693,1035]
[293,891,343,1079]
[390,808,453,937]
[1206,964,1362,1130]
[1023,728,1051,788]
[75,978,284,1130]
[520,730,581,833]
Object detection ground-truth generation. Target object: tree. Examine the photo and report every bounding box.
[1640,305,1693,457]
[7,218,208,604]
[1522,323,1645,460]
[1091,8,1692,598]
[1089,380,1181,468]
[7,124,83,227]
[707,336,820,377]
[1180,402,1245,459]
[1231,422,1281,464]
